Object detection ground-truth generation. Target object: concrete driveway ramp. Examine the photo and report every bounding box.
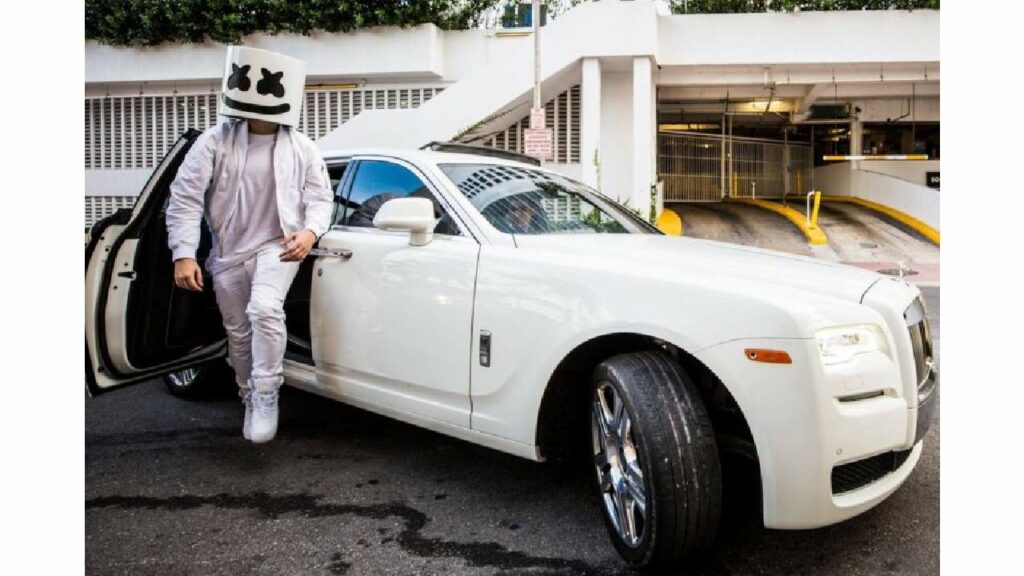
[667,202,814,256]
[814,201,939,267]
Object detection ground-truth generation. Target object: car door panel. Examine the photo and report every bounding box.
[86,130,226,394]
[312,230,479,427]
[310,158,479,428]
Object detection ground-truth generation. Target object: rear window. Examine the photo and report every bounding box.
[439,163,656,235]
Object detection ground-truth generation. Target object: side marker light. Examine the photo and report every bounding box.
[744,348,792,364]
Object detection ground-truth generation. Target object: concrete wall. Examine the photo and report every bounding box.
[815,161,939,230]
[859,160,940,186]
[854,98,940,123]
[316,0,660,151]
[441,30,532,80]
[87,25,448,86]
[815,162,854,197]
[657,10,939,65]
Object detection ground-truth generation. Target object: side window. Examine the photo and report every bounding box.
[328,163,348,227]
[343,160,461,236]
[328,164,347,192]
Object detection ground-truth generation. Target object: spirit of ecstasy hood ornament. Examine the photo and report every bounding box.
[897,260,909,281]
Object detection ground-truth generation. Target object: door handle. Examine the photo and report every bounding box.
[308,247,352,260]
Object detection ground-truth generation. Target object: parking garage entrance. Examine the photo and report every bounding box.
[658,130,812,202]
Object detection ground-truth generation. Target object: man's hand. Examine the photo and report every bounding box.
[174,258,204,291]
[280,229,317,262]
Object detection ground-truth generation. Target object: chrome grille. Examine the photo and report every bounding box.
[904,297,935,394]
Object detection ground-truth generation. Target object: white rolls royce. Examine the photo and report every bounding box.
[85,132,937,570]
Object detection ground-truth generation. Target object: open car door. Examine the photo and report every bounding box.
[86,130,226,395]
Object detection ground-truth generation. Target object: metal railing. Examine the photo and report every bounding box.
[659,131,812,202]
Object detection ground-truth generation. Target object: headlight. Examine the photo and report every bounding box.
[816,324,888,366]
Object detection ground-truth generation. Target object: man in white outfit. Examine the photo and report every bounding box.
[166,47,332,443]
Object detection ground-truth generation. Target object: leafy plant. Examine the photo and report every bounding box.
[649,182,658,225]
[668,0,938,13]
[86,0,504,46]
[453,103,524,143]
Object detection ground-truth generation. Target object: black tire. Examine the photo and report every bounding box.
[162,359,235,400]
[590,350,722,571]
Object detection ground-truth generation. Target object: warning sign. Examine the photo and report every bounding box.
[524,127,553,160]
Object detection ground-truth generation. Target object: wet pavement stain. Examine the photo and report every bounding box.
[85,426,240,447]
[326,552,351,574]
[85,491,614,575]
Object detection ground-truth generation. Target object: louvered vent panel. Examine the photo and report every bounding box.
[478,85,580,164]
[85,93,221,170]
[85,85,442,173]
[84,196,137,228]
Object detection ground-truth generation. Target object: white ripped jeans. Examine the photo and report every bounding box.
[211,239,300,397]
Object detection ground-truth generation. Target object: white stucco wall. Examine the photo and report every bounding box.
[86,25,447,85]
[657,10,939,65]
[316,0,659,151]
[441,30,532,80]
[600,71,634,203]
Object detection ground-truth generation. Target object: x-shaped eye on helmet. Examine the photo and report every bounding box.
[257,68,286,98]
[227,63,251,91]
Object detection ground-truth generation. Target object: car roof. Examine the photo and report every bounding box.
[320,148,548,171]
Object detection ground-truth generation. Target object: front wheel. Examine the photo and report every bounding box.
[163,360,234,400]
[590,350,722,570]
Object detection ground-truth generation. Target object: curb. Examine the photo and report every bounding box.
[821,195,940,247]
[726,198,829,246]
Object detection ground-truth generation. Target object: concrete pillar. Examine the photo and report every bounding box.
[580,58,602,190]
[850,119,863,172]
[850,119,863,156]
[631,56,654,216]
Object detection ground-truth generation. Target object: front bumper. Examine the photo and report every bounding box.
[695,335,933,529]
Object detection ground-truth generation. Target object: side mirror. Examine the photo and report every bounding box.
[372,197,435,246]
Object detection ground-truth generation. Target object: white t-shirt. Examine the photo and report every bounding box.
[221,131,283,263]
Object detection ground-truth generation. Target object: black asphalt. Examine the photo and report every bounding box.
[85,288,939,576]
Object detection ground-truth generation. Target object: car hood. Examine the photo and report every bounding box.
[513,234,882,303]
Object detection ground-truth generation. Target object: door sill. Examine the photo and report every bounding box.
[284,349,315,366]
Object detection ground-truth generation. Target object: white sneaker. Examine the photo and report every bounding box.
[242,394,253,441]
[249,389,279,443]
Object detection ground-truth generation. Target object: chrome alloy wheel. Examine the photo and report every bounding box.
[166,366,201,389]
[592,381,646,547]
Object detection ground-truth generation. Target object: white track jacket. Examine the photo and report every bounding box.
[166,120,333,274]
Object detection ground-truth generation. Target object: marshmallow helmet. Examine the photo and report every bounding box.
[221,46,306,127]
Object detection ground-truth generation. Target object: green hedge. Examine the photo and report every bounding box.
[85,0,940,47]
[85,0,503,46]
[668,0,939,13]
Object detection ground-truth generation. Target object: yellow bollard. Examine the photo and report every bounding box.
[811,190,822,229]
[731,172,738,198]
[656,209,683,236]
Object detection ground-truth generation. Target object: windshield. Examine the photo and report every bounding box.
[439,163,659,235]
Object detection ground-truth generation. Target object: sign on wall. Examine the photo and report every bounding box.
[926,171,940,189]
[525,107,553,160]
